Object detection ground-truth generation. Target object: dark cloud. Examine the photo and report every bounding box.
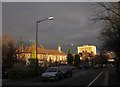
[3,2,103,53]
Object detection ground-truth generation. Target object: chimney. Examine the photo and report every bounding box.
[58,46,61,53]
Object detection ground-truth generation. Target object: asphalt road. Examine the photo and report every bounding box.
[26,68,108,86]
[2,67,109,86]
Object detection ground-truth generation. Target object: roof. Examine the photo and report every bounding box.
[19,46,66,55]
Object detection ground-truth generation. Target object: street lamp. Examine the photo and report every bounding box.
[36,16,53,76]
[66,43,76,53]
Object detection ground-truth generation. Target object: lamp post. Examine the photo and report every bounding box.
[66,43,75,54]
[35,16,53,76]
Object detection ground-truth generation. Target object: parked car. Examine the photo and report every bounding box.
[102,64,106,68]
[93,64,99,69]
[93,64,106,69]
[59,66,73,78]
[78,62,90,69]
[41,67,64,81]
[68,65,76,70]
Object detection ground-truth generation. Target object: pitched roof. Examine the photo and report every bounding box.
[23,46,66,55]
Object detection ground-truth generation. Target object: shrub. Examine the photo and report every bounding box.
[8,66,47,80]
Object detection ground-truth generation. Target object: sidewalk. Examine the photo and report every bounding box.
[108,65,120,86]
[2,76,42,85]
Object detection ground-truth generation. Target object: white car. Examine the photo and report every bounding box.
[41,67,64,81]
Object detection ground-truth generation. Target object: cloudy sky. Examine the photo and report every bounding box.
[3,2,105,53]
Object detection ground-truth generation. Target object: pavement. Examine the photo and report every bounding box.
[89,64,120,86]
[108,65,120,86]
[2,76,42,85]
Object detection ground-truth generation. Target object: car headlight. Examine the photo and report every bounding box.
[42,73,45,77]
[42,74,44,77]
[52,74,56,77]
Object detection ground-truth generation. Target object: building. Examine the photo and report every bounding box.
[77,45,96,55]
[16,43,67,63]
[106,51,116,62]
[77,45,96,60]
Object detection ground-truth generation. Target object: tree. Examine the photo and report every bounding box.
[17,39,24,52]
[2,34,17,69]
[99,51,108,64]
[74,54,81,67]
[93,2,120,72]
[67,48,72,54]
[67,48,73,65]
[16,38,25,59]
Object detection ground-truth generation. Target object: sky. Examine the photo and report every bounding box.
[2,2,105,53]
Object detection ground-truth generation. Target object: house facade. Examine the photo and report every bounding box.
[16,43,67,63]
[77,45,97,60]
[77,45,96,55]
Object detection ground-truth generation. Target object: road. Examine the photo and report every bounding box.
[2,67,109,86]
[26,68,108,86]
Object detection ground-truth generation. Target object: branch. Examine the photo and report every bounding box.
[98,2,120,17]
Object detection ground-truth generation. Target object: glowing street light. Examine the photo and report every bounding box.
[35,16,53,76]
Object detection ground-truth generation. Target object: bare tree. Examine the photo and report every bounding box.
[2,33,17,69]
[93,2,120,72]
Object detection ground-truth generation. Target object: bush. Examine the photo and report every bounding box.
[38,66,47,75]
[8,69,25,80]
[74,54,80,67]
[8,66,47,80]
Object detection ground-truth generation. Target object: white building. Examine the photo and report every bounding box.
[77,45,96,55]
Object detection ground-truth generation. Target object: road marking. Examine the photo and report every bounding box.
[87,71,104,87]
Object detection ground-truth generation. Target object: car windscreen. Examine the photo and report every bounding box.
[46,68,58,72]
[59,66,69,70]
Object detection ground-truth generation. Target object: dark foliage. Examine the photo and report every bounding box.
[74,54,81,67]
[93,2,120,72]
[67,54,73,65]
[2,40,17,69]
